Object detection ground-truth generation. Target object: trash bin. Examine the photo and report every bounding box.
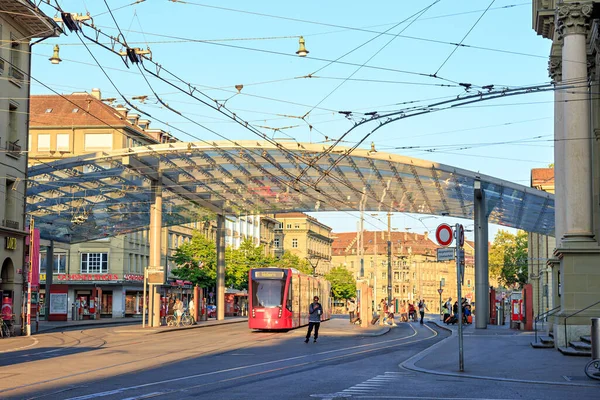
[592,318,600,360]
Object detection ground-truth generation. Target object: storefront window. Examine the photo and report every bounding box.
[125,292,142,315]
[81,253,108,273]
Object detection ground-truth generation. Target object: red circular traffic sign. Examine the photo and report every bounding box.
[458,224,465,247]
[436,223,453,247]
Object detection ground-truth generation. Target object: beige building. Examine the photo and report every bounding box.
[528,168,556,318]
[28,89,207,318]
[271,212,333,276]
[331,231,476,314]
[0,1,58,326]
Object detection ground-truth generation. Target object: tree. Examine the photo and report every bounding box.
[171,231,216,288]
[226,239,276,290]
[325,266,357,300]
[489,230,528,289]
[274,251,314,275]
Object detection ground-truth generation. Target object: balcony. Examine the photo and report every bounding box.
[9,66,24,87]
[2,219,20,230]
[6,141,22,159]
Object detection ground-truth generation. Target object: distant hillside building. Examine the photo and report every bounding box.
[331,230,475,314]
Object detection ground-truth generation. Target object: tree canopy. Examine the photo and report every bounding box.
[170,231,217,288]
[325,266,357,300]
[274,251,314,275]
[489,230,528,289]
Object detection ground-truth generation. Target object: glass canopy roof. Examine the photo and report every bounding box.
[26,141,554,243]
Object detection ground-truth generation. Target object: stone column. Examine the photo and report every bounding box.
[557,2,594,240]
[549,45,565,243]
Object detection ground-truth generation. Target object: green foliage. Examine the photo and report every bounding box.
[274,251,314,275]
[489,230,528,289]
[226,239,276,290]
[170,231,216,288]
[325,266,357,300]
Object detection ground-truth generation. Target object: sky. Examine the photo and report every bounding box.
[30,0,553,242]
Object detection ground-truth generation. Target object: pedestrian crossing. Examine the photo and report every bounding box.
[311,371,415,399]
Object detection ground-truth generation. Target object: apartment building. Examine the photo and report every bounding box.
[28,89,207,319]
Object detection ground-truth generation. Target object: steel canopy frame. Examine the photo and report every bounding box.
[26,141,554,243]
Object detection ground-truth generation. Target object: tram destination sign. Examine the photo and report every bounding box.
[253,270,284,279]
[147,266,165,284]
[437,248,455,262]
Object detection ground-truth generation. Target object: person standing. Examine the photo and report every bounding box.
[418,299,429,324]
[305,296,323,343]
[347,299,356,323]
[188,297,196,324]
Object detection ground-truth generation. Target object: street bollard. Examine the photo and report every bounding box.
[592,318,600,360]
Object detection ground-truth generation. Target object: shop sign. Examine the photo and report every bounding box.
[40,273,46,282]
[57,274,118,281]
[5,237,17,250]
[124,274,144,281]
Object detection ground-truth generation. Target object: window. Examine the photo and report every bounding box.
[57,134,70,151]
[286,224,292,229]
[84,133,113,151]
[40,253,67,274]
[81,253,109,273]
[274,238,280,248]
[45,108,52,113]
[292,238,298,248]
[8,103,18,143]
[294,224,300,229]
[37,134,51,151]
[10,33,21,69]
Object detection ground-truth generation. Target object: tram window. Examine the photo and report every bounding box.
[252,279,285,308]
[287,277,293,311]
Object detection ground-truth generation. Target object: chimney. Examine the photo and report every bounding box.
[114,104,129,117]
[403,232,407,241]
[91,88,101,100]
[424,231,428,240]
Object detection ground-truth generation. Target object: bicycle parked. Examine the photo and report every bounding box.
[166,311,193,327]
[0,315,15,338]
[585,358,600,380]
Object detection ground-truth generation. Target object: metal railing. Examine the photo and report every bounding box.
[564,299,600,347]
[6,141,21,158]
[1,219,20,230]
[534,305,560,343]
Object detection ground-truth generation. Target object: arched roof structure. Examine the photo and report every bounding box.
[26,141,554,243]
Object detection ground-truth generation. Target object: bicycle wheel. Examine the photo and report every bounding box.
[181,315,192,326]
[166,315,176,327]
[585,359,600,380]
[1,323,9,338]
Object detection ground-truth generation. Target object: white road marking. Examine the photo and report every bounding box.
[0,336,39,354]
[120,392,165,400]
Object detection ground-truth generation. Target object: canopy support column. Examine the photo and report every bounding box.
[216,214,225,321]
[474,180,489,329]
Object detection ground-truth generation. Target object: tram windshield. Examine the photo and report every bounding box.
[251,270,286,308]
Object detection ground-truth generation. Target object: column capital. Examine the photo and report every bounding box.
[556,2,593,38]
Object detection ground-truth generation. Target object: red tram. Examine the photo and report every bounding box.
[248,268,331,330]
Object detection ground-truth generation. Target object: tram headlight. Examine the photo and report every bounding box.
[278,307,282,318]
[252,309,255,318]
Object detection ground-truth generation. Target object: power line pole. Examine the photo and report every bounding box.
[25,217,34,336]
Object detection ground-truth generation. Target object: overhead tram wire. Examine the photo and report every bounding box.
[70,9,384,214]
[434,0,496,76]
[295,0,443,181]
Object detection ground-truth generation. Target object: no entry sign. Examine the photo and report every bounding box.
[436,223,453,247]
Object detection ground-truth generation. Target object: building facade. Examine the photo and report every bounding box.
[528,168,557,319]
[532,0,600,346]
[0,1,58,326]
[331,230,476,315]
[271,212,333,276]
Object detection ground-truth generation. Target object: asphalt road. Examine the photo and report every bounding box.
[0,317,598,400]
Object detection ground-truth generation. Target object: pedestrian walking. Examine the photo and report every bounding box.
[445,297,453,312]
[378,299,387,326]
[418,299,429,324]
[305,296,323,343]
[347,298,356,323]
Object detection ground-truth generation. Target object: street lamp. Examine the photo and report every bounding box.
[49,44,61,64]
[296,36,309,57]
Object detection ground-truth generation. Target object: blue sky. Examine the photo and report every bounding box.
[32,0,553,241]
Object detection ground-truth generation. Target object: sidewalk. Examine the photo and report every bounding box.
[402,316,600,388]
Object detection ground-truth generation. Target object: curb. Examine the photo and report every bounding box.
[33,319,140,334]
[400,321,600,388]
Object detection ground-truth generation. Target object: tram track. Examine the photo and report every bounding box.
[57,324,442,400]
[1,323,282,396]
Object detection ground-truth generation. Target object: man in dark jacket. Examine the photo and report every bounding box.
[305,296,323,343]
